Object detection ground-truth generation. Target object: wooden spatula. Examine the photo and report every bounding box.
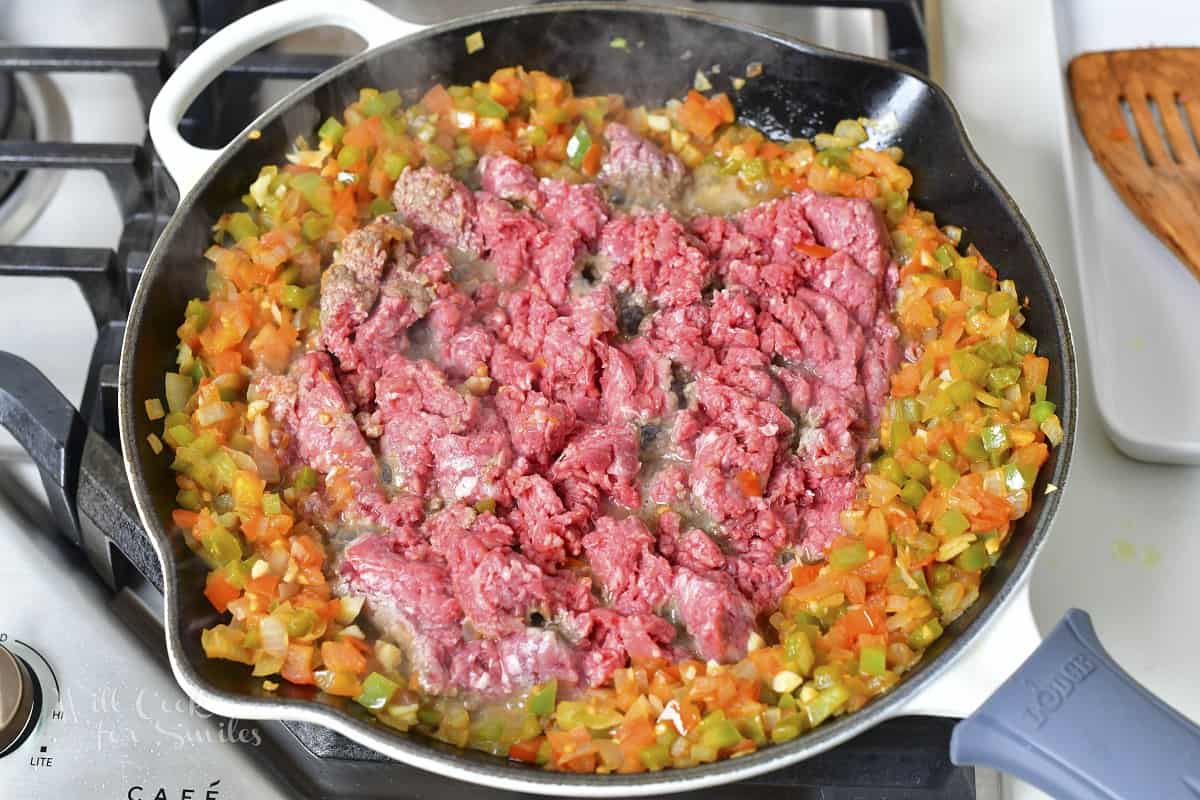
[1068,48,1200,282]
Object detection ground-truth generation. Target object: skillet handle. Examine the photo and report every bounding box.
[149,0,425,196]
[951,609,1200,799]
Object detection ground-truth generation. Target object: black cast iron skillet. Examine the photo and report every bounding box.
[98,0,1093,795]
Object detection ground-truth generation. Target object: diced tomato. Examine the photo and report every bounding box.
[548,726,596,772]
[281,643,315,685]
[250,319,298,373]
[244,572,279,597]
[580,141,603,176]
[508,736,545,764]
[709,93,735,124]
[678,90,723,140]
[795,241,836,258]
[890,362,923,397]
[291,534,325,567]
[321,640,367,674]
[208,350,243,376]
[614,714,655,772]
[420,84,453,116]
[204,570,241,613]
[172,509,199,529]
[791,563,822,587]
[736,469,762,498]
[1022,354,1050,389]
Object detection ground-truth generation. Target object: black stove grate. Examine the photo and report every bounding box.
[0,2,973,797]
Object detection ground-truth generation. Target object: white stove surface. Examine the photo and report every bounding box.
[1,1,1196,799]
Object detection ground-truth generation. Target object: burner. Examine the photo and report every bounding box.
[0,62,70,243]
[0,73,32,203]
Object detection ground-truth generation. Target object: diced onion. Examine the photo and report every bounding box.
[259,615,288,657]
[375,640,404,672]
[1007,489,1030,519]
[336,595,365,625]
[195,401,232,427]
[253,447,281,483]
[982,468,1005,496]
[164,372,192,413]
[268,546,290,576]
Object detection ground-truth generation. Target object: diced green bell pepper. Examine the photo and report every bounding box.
[950,350,989,384]
[280,285,316,310]
[907,618,944,649]
[739,157,767,183]
[947,380,976,408]
[931,459,960,488]
[202,526,242,567]
[783,629,815,676]
[804,685,850,727]
[227,212,259,243]
[383,151,410,180]
[875,456,906,486]
[1011,331,1038,356]
[962,434,988,462]
[338,145,362,169]
[526,679,557,716]
[176,488,202,511]
[1030,400,1056,424]
[986,291,1017,317]
[859,645,887,676]
[367,197,395,218]
[903,459,929,482]
[737,715,767,746]
[476,97,508,119]
[986,366,1022,394]
[900,479,927,508]
[639,741,671,771]
[696,710,743,750]
[1003,464,1030,492]
[976,341,1012,365]
[165,425,195,448]
[293,466,318,491]
[566,123,592,169]
[261,492,282,515]
[554,700,621,731]
[933,244,955,270]
[318,116,345,144]
[770,717,803,743]
[829,541,868,570]
[980,425,1009,454]
[937,509,970,537]
[955,542,989,572]
[285,606,319,638]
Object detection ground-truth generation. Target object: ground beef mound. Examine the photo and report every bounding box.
[269,134,900,697]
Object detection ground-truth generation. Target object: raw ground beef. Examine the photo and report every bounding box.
[267,126,900,697]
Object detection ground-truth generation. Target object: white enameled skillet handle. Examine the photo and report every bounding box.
[149,0,425,196]
[900,581,1042,718]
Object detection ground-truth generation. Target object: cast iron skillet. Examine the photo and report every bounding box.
[117,1,1086,795]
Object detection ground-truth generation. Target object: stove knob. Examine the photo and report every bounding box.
[0,644,36,756]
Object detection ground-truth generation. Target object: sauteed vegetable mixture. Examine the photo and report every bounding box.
[154,66,1063,773]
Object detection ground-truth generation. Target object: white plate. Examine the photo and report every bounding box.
[1052,0,1200,463]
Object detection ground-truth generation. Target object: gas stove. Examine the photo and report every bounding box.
[0,1,994,798]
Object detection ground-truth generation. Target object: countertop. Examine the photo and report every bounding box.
[940,0,1200,796]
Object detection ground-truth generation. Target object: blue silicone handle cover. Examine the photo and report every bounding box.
[951,609,1200,799]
